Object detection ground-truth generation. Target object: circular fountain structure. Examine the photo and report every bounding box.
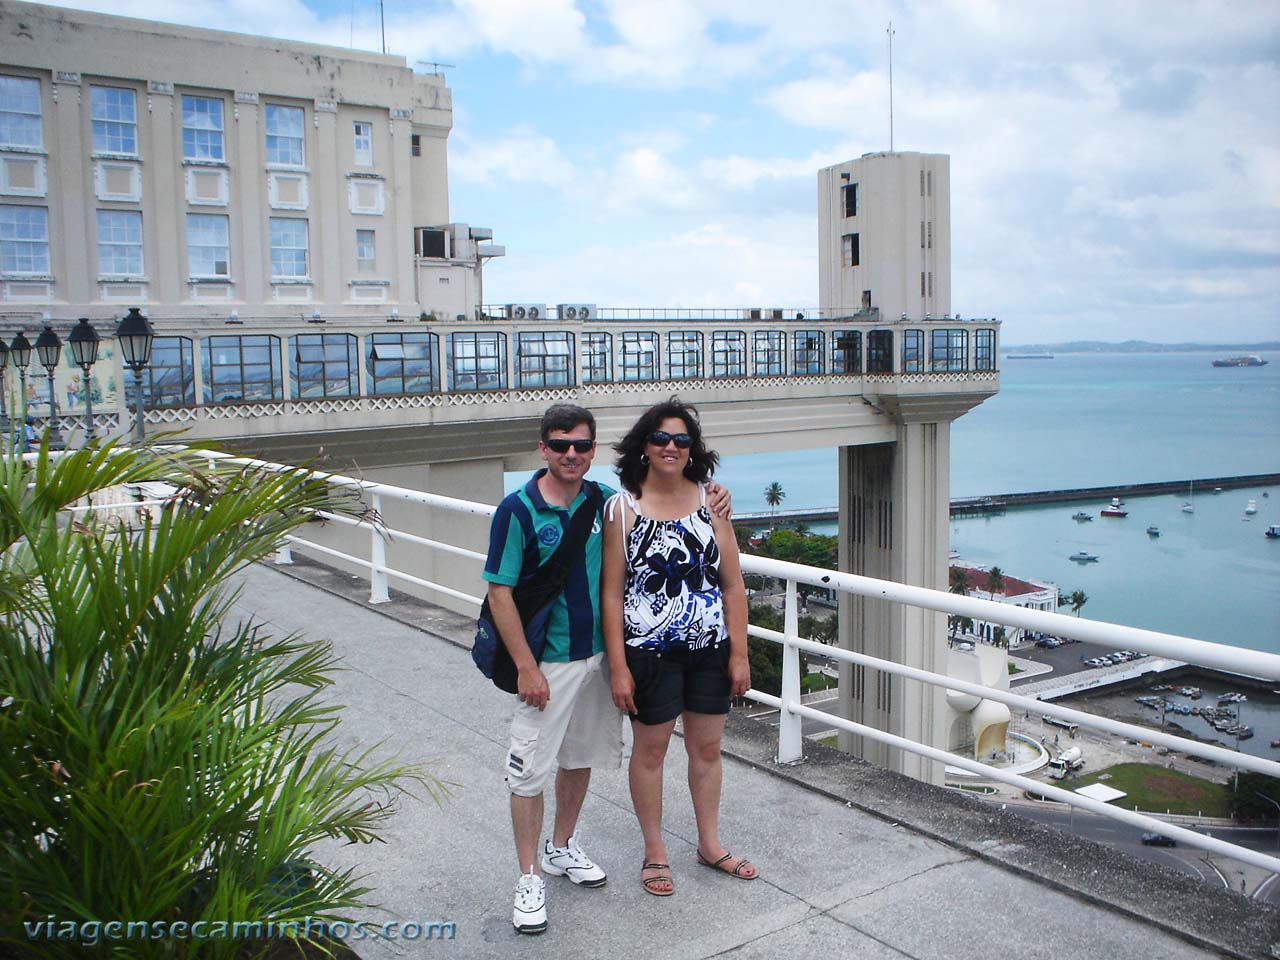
[946,732,1049,779]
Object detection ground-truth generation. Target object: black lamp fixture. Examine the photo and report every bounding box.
[9,331,33,443]
[68,318,102,445]
[114,307,155,443]
[34,324,63,448]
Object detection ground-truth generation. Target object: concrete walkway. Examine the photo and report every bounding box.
[229,559,1280,959]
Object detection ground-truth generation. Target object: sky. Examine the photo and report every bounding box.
[42,0,1280,344]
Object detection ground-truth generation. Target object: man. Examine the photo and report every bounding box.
[484,403,730,934]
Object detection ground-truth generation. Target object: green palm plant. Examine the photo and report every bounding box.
[764,481,785,520]
[0,439,436,959]
[986,565,1005,600]
[1070,589,1089,617]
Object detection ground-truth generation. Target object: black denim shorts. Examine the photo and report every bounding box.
[624,642,731,726]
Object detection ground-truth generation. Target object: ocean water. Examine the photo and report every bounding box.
[506,351,1280,652]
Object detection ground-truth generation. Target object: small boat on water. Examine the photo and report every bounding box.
[1181,502,1194,514]
[1110,497,1124,507]
[1101,506,1128,517]
[1212,355,1268,367]
[1071,511,1093,522]
[1146,526,1160,537]
[1182,480,1195,513]
[1271,739,1280,749]
[1218,691,1247,704]
[1266,524,1280,540]
[1245,499,1258,515]
[1213,487,1223,494]
[1069,552,1099,562]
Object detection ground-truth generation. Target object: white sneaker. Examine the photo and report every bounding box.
[512,871,547,935]
[540,834,607,887]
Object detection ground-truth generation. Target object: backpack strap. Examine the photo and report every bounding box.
[510,481,602,620]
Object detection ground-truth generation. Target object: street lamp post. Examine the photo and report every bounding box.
[114,307,155,443]
[1255,793,1280,852]
[34,324,63,449]
[9,332,33,451]
[68,318,102,446]
[0,340,9,441]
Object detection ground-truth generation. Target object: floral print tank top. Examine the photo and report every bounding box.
[609,486,726,652]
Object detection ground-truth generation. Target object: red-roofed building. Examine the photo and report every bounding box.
[950,563,1058,646]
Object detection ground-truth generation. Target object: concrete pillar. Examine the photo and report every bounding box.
[836,421,951,783]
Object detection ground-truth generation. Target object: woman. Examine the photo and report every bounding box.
[601,398,756,897]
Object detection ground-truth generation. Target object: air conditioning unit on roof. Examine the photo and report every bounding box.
[742,307,784,321]
[505,303,546,321]
[557,303,596,321]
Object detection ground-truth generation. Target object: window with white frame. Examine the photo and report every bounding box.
[0,76,43,149]
[264,104,305,166]
[930,329,966,372]
[448,332,507,391]
[582,332,611,384]
[185,213,229,278]
[619,331,659,382]
[90,86,137,155]
[96,210,143,277]
[269,218,309,279]
[710,330,746,378]
[348,177,384,214]
[665,331,703,380]
[974,329,996,371]
[353,121,373,166]
[752,330,785,377]
[355,229,376,272]
[517,331,574,388]
[0,205,49,275]
[181,95,225,161]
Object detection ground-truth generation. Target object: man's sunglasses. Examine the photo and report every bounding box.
[647,431,693,449]
[544,438,595,454]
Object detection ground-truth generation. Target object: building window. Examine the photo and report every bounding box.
[96,210,143,277]
[291,333,358,398]
[268,218,308,279]
[264,104,305,167]
[144,336,195,407]
[920,271,926,297]
[0,76,42,149]
[841,233,859,268]
[90,86,137,156]
[367,332,439,394]
[0,204,49,275]
[927,221,933,249]
[928,272,933,297]
[201,335,282,403]
[902,329,924,373]
[792,330,824,375]
[182,95,225,161]
[517,331,574,388]
[927,170,933,196]
[931,329,967,372]
[666,331,703,380]
[832,330,862,373]
[843,182,857,217]
[867,330,894,373]
[582,332,611,384]
[920,170,924,196]
[862,289,872,310]
[920,221,925,249]
[355,229,376,273]
[975,329,996,371]
[448,332,506,391]
[185,213,229,279]
[353,121,373,166]
[752,330,785,377]
[619,331,659,382]
[348,177,384,215]
[711,330,746,378]
[410,133,421,157]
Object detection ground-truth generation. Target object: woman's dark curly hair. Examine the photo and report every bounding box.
[614,396,719,495]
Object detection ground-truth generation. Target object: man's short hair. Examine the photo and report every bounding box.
[540,403,595,441]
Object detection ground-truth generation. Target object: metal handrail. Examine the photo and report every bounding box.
[62,449,1280,874]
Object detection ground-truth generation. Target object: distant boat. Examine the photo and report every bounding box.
[1182,479,1194,514]
[1101,505,1128,517]
[1213,487,1223,494]
[1211,355,1268,367]
[1069,552,1099,562]
[1071,511,1093,522]
[1109,496,1125,507]
[1266,524,1280,540]
[1146,526,1160,537]
[1245,499,1258,515]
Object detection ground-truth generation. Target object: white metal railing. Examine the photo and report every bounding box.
[65,450,1280,874]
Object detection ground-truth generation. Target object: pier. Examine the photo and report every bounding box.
[731,472,1280,526]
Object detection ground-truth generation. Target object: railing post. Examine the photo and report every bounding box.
[777,578,803,764]
[369,491,390,604]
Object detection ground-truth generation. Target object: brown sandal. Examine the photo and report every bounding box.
[696,849,757,880]
[641,862,674,896]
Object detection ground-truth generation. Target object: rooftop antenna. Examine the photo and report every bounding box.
[416,61,456,76]
[379,0,386,54]
[887,20,895,152]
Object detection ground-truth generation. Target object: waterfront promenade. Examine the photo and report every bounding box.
[231,557,1280,959]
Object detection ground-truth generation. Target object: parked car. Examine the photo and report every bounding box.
[1141,833,1176,847]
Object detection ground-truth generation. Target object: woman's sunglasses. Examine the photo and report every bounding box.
[544,438,595,454]
[647,431,693,449]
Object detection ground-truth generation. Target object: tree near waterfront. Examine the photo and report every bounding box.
[764,481,786,519]
[0,440,437,959]
[986,565,1006,600]
[1069,589,1089,617]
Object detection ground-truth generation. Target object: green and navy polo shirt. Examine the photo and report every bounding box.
[483,470,616,663]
